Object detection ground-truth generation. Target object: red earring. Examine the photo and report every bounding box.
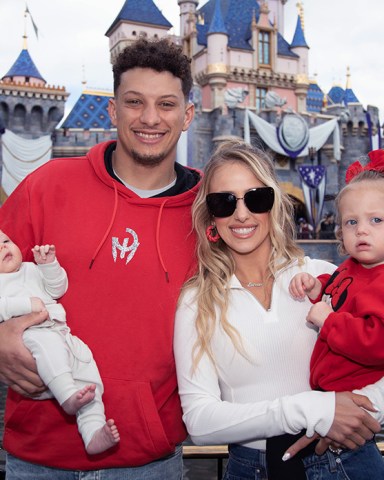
[206,224,220,243]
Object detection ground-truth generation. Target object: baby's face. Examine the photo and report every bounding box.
[0,231,23,273]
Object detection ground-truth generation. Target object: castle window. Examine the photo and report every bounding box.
[256,88,267,111]
[258,31,270,65]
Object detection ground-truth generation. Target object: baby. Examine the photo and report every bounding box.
[0,230,120,455]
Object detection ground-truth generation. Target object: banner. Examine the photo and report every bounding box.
[298,165,326,229]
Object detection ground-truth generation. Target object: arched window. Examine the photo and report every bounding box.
[258,31,271,65]
[13,104,27,129]
[31,105,43,132]
[0,102,9,128]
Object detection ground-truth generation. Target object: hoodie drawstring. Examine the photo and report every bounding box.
[89,182,118,269]
[156,198,170,282]
[89,183,171,282]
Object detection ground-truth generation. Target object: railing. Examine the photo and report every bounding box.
[183,444,228,478]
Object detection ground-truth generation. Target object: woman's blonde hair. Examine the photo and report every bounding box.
[182,140,304,369]
[335,168,384,256]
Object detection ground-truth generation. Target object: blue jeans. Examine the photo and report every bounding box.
[302,439,384,479]
[223,444,268,480]
[5,445,183,480]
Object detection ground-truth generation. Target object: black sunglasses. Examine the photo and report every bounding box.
[206,187,275,218]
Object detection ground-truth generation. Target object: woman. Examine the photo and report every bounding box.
[174,140,382,479]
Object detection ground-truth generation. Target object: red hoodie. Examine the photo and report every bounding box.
[0,141,201,469]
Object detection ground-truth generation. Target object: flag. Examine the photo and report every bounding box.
[26,4,39,39]
[366,111,382,151]
[298,165,326,229]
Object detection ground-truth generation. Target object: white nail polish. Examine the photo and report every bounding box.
[282,453,291,462]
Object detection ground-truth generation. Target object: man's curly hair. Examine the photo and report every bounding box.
[112,38,193,99]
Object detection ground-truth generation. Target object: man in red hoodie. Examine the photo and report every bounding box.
[0,38,201,479]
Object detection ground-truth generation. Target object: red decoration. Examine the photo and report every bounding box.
[346,149,384,183]
[206,224,220,243]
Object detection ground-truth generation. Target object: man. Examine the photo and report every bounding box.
[0,38,200,479]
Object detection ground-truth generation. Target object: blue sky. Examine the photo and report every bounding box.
[0,0,383,120]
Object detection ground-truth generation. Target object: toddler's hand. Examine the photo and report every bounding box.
[289,272,318,300]
[306,301,332,328]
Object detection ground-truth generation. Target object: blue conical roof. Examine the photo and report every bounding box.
[291,15,308,48]
[2,48,45,82]
[61,91,114,130]
[344,88,359,104]
[277,32,299,58]
[105,0,172,35]
[208,0,228,35]
[327,85,345,105]
[307,81,324,112]
[197,0,259,51]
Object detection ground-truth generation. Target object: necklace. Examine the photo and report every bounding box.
[246,281,264,287]
[238,280,264,287]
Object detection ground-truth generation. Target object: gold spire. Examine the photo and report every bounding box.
[296,1,305,31]
[252,8,257,27]
[346,66,351,89]
[81,64,87,89]
[260,2,269,15]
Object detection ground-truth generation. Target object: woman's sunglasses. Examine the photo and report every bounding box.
[206,187,274,218]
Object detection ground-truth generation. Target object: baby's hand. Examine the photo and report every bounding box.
[289,272,318,300]
[306,301,332,328]
[32,245,56,264]
[30,297,46,313]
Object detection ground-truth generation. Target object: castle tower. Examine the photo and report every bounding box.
[105,0,172,65]
[206,0,229,109]
[266,0,288,35]
[178,0,199,38]
[0,14,68,137]
[290,2,309,112]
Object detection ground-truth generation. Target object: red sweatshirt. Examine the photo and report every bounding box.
[0,141,201,469]
[310,257,384,391]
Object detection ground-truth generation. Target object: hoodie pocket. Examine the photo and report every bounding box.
[101,377,173,462]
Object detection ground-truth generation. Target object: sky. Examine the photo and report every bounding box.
[0,0,383,121]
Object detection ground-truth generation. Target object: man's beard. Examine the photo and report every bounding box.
[131,149,166,167]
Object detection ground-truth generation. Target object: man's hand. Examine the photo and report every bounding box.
[326,391,380,449]
[283,391,380,460]
[0,312,47,396]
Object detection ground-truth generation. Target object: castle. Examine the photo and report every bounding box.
[0,0,382,227]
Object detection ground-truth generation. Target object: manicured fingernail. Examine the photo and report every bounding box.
[282,453,291,462]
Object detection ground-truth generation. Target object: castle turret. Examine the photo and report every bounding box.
[105,0,172,65]
[206,0,228,109]
[291,2,309,112]
[0,17,68,137]
[178,0,199,38]
[344,66,360,104]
